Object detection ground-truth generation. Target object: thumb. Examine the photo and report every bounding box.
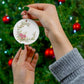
[28,7,42,18]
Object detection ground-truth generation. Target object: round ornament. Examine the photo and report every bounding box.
[8,58,13,66]
[2,15,11,24]
[13,19,39,45]
[73,22,81,31]
[45,48,55,58]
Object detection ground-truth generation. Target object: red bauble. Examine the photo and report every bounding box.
[58,0,65,3]
[2,15,11,24]
[73,23,81,31]
[8,59,13,66]
[45,48,55,58]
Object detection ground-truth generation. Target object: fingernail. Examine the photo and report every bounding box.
[23,7,29,11]
[22,44,24,50]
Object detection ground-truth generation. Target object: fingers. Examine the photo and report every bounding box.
[13,48,22,63]
[27,46,32,57]
[22,14,38,20]
[26,46,36,63]
[22,14,29,19]
[27,3,49,10]
[21,10,27,15]
[21,12,42,26]
[18,45,27,63]
[31,53,39,68]
[28,7,43,18]
[21,3,49,19]
[28,14,38,19]
[21,7,43,19]
[13,45,38,68]
[21,11,38,19]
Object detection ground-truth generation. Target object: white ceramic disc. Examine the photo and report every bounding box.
[13,19,39,45]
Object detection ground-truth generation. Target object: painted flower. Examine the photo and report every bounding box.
[19,33,26,39]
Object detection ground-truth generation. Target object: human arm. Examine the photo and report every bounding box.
[21,3,84,84]
[21,3,73,60]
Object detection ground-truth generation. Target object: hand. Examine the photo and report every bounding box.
[12,45,39,84]
[21,3,73,60]
[21,3,61,38]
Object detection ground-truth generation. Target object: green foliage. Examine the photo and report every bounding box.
[0,0,84,84]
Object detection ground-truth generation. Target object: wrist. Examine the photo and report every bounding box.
[48,25,73,60]
[48,21,63,39]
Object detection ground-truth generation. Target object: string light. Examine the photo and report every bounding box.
[0,38,2,41]
[18,7,22,10]
[70,16,73,20]
[7,16,10,19]
[73,30,76,33]
[2,1,5,4]
[59,2,62,5]
[4,50,8,54]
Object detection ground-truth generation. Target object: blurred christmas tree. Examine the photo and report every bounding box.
[0,0,84,84]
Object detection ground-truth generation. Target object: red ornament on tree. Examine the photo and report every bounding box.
[8,58,13,66]
[45,48,55,58]
[58,0,65,3]
[73,22,81,31]
[2,15,11,24]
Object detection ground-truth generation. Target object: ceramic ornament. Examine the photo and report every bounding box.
[13,19,39,45]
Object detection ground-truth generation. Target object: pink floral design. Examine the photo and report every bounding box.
[19,33,26,39]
